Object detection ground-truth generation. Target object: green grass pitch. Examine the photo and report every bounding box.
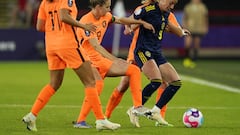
[0,60,239,135]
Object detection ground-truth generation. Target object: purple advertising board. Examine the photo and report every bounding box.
[1,25,240,60]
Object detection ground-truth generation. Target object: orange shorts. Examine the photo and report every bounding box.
[91,55,113,79]
[46,47,90,70]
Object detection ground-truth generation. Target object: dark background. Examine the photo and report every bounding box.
[76,0,240,25]
[77,0,238,10]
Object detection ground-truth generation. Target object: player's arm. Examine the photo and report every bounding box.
[113,16,155,33]
[167,21,190,37]
[36,1,45,32]
[59,8,96,32]
[88,38,118,61]
[36,19,45,32]
[123,15,141,35]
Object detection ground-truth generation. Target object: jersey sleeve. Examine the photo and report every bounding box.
[37,1,46,20]
[105,12,114,23]
[168,12,180,27]
[133,6,145,20]
[60,0,74,12]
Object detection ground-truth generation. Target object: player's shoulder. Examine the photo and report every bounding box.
[134,3,148,16]
[105,12,112,18]
[80,12,93,22]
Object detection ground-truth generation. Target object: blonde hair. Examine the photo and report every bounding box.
[141,0,157,4]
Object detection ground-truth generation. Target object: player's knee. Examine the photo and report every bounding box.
[127,64,141,75]
[169,80,182,92]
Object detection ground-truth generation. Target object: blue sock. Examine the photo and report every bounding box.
[156,80,182,108]
[142,79,162,105]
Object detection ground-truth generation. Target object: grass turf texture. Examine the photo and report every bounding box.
[0,59,239,135]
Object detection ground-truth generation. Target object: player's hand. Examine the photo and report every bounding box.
[182,29,191,36]
[123,25,133,35]
[84,23,97,33]
[142,22,155,33]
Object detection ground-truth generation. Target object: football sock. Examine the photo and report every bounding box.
[105,88,124,118]
[125,64,142,107]
[142,79,162,105]
[77,80,104,122]
[77,96,90,122]
[96,80,104,95]
[31,84,55,116]
[84,87,104,120]
[156,85,167,118]
[156,80,182,109]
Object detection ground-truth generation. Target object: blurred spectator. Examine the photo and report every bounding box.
[9,0,40,28]
[182,0,208,68]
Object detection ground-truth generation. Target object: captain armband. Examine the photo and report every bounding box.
[112,16,116,23]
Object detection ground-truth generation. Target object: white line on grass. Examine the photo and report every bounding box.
[181,75,240,94]
[0,104,240,110]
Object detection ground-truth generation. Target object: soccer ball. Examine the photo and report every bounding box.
[182,108,203,128]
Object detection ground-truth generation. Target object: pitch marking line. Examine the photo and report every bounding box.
[0,104,240,110]
[181,75,240,94]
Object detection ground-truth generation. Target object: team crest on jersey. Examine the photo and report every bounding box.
[68,0,73,7]
[145,51,151,57]
[145,5,155,12]
[102,21,106,28]
[134,8,142,16]
[85,30,90,37]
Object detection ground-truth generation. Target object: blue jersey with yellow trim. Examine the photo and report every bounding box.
[133,2,170,54]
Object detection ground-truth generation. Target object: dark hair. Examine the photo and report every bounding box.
[89,0,106,8]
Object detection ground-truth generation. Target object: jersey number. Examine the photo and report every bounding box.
[158,22,166,40]
[158,15,166,40]
[48,10,61,31]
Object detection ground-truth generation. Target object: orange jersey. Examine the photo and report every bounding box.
[38,0,80,51]
[76,12,114,78]
[127,12,180,61]
[77,12,113,61]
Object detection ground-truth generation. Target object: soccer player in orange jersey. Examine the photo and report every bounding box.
[105,0,190,127]
[22,0,121,131]
[72,0,155,128]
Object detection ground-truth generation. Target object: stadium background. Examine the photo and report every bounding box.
[0,0,239,60]
[0,1,239,134]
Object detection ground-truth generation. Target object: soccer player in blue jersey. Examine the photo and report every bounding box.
[131,0,190,126]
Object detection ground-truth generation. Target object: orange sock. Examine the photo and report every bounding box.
[77,96,91,122]
[156,85,167,118]
[105,88,124,118]
[96,80,104,95]
[84,87,104,120]
[31,84,55,116]
[125,64,142,107]
[76,80,104,122]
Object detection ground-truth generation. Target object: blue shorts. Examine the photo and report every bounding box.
[134,48,167,68]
